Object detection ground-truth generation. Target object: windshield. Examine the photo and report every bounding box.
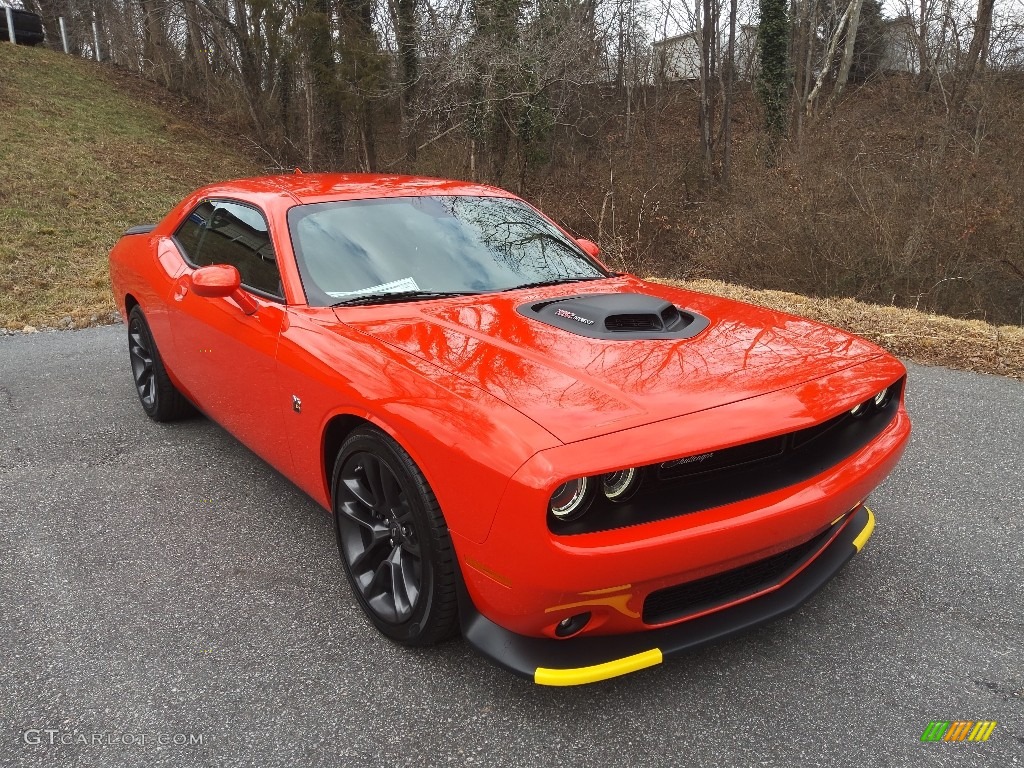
[286,195,608,306]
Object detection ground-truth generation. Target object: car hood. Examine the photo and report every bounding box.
[335,277,884,444]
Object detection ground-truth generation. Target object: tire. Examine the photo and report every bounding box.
[332,427,459,646]
[127,306,193,422]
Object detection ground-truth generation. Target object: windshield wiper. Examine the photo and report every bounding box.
[501,276,606,292]
[331,290,482,307]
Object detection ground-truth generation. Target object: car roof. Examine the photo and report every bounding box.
[197,173,518,206]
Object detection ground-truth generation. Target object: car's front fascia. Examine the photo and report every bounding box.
[449,353,910,683]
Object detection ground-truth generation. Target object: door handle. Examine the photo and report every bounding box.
[173,274,192,301]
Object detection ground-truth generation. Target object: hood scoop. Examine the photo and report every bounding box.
[517,292,711,340]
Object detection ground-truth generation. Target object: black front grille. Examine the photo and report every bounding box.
[658,435,786,481]
[642,523,837,625]
[606,314,661,331]
[549,377,904,535]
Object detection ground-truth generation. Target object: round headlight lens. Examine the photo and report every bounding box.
[602,468,640,502]
[550,477,593,520]
[873,387,891,408]
[850,402,870,417]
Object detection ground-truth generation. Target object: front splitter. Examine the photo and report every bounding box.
[458,505,875,686]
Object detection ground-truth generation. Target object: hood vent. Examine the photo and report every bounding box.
[518,292,710,341]
[605,314,660,332]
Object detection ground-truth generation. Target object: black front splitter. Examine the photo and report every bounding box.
[458,505,875,686]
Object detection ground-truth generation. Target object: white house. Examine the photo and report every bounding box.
[879,16,918,73]
[653,25,759,82]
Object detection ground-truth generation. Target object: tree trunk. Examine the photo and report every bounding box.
[139,0,170,85]
[829,0,864,108]
[805,0,853,116]
[961,0,996,82]
[757,0,791,161]
[396,0,419,161]
[722,0,737,184]
[697,0,718,181]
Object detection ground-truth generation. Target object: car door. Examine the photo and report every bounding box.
[167,198,294,475]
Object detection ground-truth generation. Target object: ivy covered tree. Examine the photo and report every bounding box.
[756,0,790,162]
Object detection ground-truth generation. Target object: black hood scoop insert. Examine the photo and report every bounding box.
[517,292,710,340]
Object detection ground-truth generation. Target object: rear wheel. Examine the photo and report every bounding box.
[332,427,458,646]
[127,306,192,421]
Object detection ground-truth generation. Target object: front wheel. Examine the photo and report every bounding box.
[332,427,459,646]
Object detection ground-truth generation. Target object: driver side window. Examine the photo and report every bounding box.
[174,200,283,299]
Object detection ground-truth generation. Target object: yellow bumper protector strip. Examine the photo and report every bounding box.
[534,648,663,686]
[853,507,876,552]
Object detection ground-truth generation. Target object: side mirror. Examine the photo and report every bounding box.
[576,238,600,258]
[191,264,258,315]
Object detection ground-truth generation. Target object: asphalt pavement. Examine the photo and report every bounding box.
[1,325,1021,767]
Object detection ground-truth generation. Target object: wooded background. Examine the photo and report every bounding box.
[13,0,1024,324]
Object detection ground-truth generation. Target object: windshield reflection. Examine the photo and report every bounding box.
[287,195,607,306]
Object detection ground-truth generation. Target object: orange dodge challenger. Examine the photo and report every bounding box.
[109,173,911,685]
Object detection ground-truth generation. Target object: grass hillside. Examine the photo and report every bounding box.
[0,43,258,330]
[0,44,1020,378]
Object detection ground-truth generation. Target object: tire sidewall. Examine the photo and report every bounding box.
[332,430,449,644]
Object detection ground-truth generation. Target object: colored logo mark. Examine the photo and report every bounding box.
[921,721,997,742]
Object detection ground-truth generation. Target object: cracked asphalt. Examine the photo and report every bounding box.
[1,325,1021,767]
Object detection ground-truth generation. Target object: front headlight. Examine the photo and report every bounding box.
[873,387,892,408]
[550,477,594,520]
[852,386,894,417]
[602,468,641,502]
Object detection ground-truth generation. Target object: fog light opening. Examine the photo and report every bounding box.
[555,612,592,638]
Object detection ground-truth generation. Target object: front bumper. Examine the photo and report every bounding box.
[459,505,875,686]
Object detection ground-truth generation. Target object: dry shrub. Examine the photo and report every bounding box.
[433,77,1024,328]
[701,76,1024,326]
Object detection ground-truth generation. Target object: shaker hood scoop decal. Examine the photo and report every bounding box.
[519,292,711,341]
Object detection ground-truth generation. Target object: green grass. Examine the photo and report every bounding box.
[0,44,258,329]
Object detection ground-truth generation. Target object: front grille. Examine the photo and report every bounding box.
[658,435,786,481]
[549,377,904,535]
[606,314,660,331]
[642,523,837,625]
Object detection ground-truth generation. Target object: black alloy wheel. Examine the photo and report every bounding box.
[332,428,458,645]
[128,314,157,410]
[126,306,193,422]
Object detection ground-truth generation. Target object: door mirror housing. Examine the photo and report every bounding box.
[191,264,258,315]
[576,238,600,258]
[192,264,240,298]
